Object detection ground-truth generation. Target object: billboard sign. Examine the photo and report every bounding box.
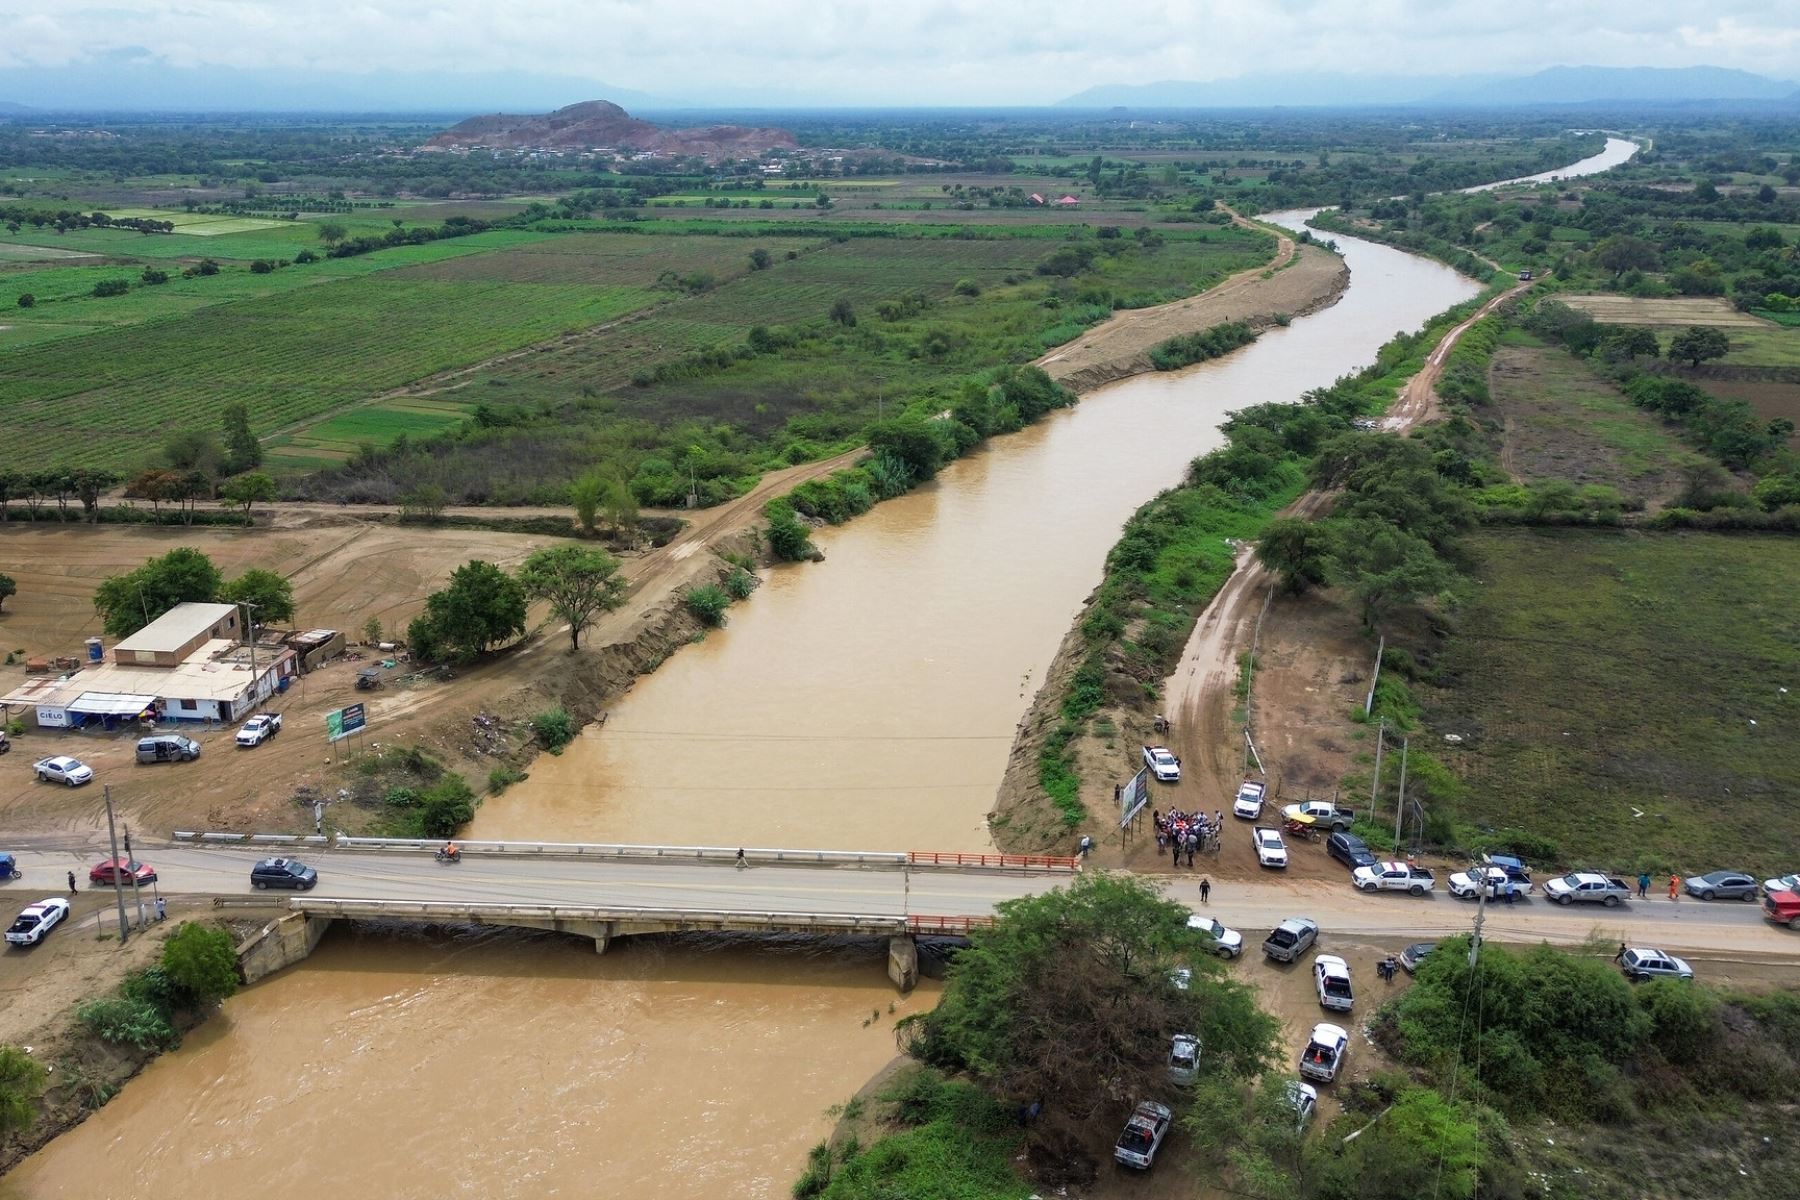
[1117,767,1150,829]
[326,703,367,742]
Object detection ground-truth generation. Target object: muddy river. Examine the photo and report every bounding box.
[4,143,1634,1198]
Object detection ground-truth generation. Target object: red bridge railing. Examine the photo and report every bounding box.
[908,851,1080,870]
[907,914,997,935]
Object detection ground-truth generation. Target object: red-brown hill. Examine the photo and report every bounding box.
[425,100,797,161]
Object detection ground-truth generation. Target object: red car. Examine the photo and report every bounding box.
[89,858,157,885]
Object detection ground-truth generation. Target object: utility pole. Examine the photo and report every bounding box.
[238,599,260,682]
[1368,719,1386,811]
[1394,736,1410,850]
[1469,856,1488,969]
[102,786,129,942]
[123,825,146,929]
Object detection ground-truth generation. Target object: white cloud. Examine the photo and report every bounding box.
[1,0,1796,103]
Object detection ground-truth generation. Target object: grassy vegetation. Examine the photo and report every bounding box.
[1430,529,1800,871]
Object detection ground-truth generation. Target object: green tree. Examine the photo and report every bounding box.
[748,247,772,270]
[316,221,347,246]
[867,416,951,482]
[220,567,296,625]
[1593,234,1660,279]
[93,547,225,637]
[0,572,14,612]
[516,545,629,651]
[602,475,637,536]
[399,482,448,520]
[219,471,276,526]
[413,560,527,664]
[569,471,606,534]
[0,1044,48,1134]
[221,401,262,472]
[1255,518,1333,594]
[906,872,1278,1151]
[1307,1087,1483,1200]
[1605,326,1660,361]
[16,293,33,308]
[417,773,475,836]
[1333,521,1456,627]
[828,297,857,327]
[1668,324,1730,368]
[164,428,224,477]
[69,467,121,522]
[160,922,240,1007]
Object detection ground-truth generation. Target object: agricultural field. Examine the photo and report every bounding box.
[1430,529,1800,872]
[1703,378,1800,449]
[1487,340,1699,505]
[1557,295,1769,328]
[104,208,293,235]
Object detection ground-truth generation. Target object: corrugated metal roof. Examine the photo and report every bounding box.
[113,603,240,655]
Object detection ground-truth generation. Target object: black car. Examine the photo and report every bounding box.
[1326,832,1377,871]
[250,857,317,890]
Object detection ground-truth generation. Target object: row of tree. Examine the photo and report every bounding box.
[93,547,296,639]
[407,545,630,665]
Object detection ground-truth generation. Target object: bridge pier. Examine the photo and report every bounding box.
[236,912,334,985]
[887,935,918,993]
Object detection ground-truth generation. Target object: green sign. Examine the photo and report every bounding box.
[325,703,367,742]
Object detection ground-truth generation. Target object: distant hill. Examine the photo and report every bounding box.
[426,100,797,160]
[0,100,33,114]
[1425,65,1797,106]
[1062,65,1798,109]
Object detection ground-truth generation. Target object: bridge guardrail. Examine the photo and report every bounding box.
[908,851,1079,872]
[908,914,997,935]
[288,897,909,933]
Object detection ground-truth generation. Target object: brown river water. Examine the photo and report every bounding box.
[6,144,1638,1196]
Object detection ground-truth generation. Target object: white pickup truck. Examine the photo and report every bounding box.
[1351,861,1436,896]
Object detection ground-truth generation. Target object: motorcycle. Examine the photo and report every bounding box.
[435,848,461,864]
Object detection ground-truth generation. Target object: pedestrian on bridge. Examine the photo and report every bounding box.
[1199,877,1211,904]
[735,848,747,870]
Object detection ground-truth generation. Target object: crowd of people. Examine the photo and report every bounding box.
[1153,808,1224,867]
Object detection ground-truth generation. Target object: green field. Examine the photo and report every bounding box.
[1431,529,1800,872]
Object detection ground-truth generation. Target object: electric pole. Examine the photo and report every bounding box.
[1469,856,1488,969]
[123,826,146,929]
[102,786,129,942]
[1369,719,1386,811]
[1394,736,1410,850]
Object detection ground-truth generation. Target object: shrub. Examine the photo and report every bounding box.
[685,584,731,627]
[487,764,525,793]
[766,506,818,561]
[724,567,757,600]
[0,1044,48,1133]
[531,706,576,753]
[77,995,176,1050]
[160,924,240,1006]
[15,293,34,308]
[91,278,130,297]
[416,774,476,837]
[249,259,274,275]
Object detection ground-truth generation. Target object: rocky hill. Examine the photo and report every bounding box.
[425,100,796,160]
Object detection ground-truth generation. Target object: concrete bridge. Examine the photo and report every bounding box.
[14,836,1080,990]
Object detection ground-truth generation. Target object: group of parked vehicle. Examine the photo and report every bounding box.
[21,712,285,791]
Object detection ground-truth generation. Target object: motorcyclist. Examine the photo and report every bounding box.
[440,841,460,862]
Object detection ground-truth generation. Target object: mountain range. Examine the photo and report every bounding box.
[1059,65,1799,108]
[427,101,797,161]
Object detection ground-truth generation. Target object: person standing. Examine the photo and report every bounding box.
[735,848,747,870]
[1199,877,1211,904]
[1668,873,1680,900]
[1637,871,1650,899]
[67,870,76,895]
[1614,942,1627,963]
[155,896,167,922]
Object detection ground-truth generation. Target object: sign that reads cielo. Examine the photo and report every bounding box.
[325,703,368,742]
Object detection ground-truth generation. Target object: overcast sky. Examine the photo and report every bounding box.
[5,1,1799,105]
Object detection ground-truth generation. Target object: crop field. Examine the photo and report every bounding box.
[0,242,100,262]
[105,208,292,235]
[392,232,820,285]
[1707,327,1800,369]
[1487,344,1697,505]
[1431,529,1800,872]
[266,398,475,469]
[5,275,658,470]
[1701,379,1800,449]
[1561,294,1770,327]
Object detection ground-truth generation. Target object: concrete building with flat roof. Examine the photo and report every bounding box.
[112,603,241,666]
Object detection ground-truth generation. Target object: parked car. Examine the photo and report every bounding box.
[1263,917,1319,964]
[236,713,283,747]
[1351,862,1436,895]
[135,734,200,764]
[1142,745,1181,783]
[1398,942,1437,974]
[1233,778,1267,820]
[33,756,93,786]
[250,857,317,890]
[1619,947,1693,982]
[1253,826,1289,869]
[1481,853,1534,886]
[1313,954,1354,1012]
[1280,800,1356,832]
[1684,870,1759,902]
[5,898,70,946]
[1543,872,1631,907]
[1167,967,1194,992]
[1167,1034,1201,1086]
[1764,889,1800,930]
[0,853,20,882]
[1113,1101,1173,1169]
[1284,1080,1319,1127]
[1762,873,1800,897]
[89,857,157,885]
[1188,913,1244,959]
[1326,831,1377,871]
[1448,866,1533,900]
[1299,1023,1349,1083]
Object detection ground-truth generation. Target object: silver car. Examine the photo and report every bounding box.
[1620,947,1693,981]
[1684,871,1758,902]
[33,756,93,786]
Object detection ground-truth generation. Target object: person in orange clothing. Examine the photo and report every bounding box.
[1668,873,1680,900]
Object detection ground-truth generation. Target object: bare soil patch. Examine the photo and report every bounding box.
[1701,378,1800,450]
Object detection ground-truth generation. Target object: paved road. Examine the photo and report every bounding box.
[6,847,1796,959]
